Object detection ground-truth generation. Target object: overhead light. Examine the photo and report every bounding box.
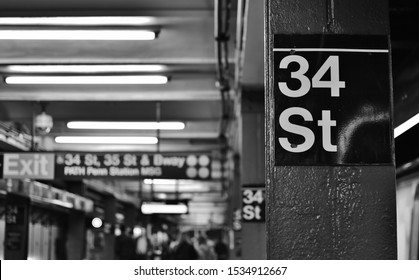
[44,198,73,209]
[55,136,158,144]
[394,113,419,138]
[91,217,103,228]
[142,182,209,193]
[6,64,166,73]
[0,16,154,26]
[4,75,168,84]
[141,202,188,214]
[143,179,178,185]
[143,179,195,185]
[67,121,185,130]
[0,30,157,41]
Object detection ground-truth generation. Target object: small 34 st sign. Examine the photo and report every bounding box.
[274,34,393,165]
[242,184,265,223]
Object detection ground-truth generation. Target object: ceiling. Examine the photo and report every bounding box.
[0,0,243,227]
[0,0,240,153]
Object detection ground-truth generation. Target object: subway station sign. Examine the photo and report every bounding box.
[274,35,393,165]
[54,152,212,179]
[242,184,265,222]
[1,152,213,180]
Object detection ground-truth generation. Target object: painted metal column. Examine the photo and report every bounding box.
[66,182,86,259]
[265,0,397,259]
[241,91,266,259]
[102,195,116,259]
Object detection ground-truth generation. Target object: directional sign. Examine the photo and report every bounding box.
[274,35,392,165]
[54,152,212,180]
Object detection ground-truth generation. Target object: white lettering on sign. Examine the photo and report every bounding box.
[242,189,265,222]
[3,153,54,179]
[141,167,162,176]
[153,154,186,168]
[64,166,86,176]
[243,205,262,220]
[86,167,108,176]
[109,167,139,176]
[277,55,344,153]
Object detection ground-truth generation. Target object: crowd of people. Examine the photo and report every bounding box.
[114,226,229,260]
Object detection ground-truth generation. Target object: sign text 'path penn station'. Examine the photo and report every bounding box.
[0,152,213,180]
[274,34,393,165]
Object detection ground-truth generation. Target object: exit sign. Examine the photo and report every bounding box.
[274,35,393,165]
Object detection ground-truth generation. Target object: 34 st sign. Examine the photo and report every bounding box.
[273,35,393,165]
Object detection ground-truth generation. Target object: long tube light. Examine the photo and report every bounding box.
[55,136,158,144]
[394,113,419,138]
[5,75,168,84]
[141,202,188,214]
[67,121,185,130]
[143,179,179,185]
[0,30,156,40]
[0,16,154,26]
[144,185,208,193]
[6,64,166,73]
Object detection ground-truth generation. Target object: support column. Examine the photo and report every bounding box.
[102,195,116,260]
[66,181,86,260]
[241,90,266,259]
[265,0,397,259]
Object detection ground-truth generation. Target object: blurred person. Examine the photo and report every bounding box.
[115,225,136,260]
[135,232,151,260]
[195,236,216,260]
[214,237,229,260]
[173,231,198,260]
[85,229,104,260]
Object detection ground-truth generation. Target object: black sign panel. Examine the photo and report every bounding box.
[4,193,30,259]
[242,184,265,222]
[274,35,392,165]
[55,152,212,180]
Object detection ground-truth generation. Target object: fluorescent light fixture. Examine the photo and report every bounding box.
[141,202,188,214]
[143,179,197,185]
[6,64,166,73]
[0,30,156,40]
[144,179,178,185]
[394,112,419,138]
[67,121,185,130]
[0,16,154,26]
[5,75,168,84]
[142,183,208,193]
[43,198,73,209]
[55,136,158,144]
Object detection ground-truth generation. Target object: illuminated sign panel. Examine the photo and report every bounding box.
[54,152,212,180]
[0,152,214,180]
[2,153,55,179]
